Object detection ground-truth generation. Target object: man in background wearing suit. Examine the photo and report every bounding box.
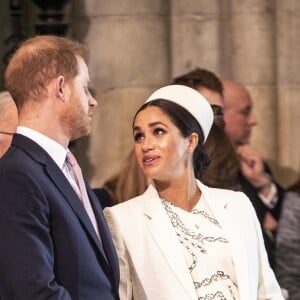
[222,80,284,269]
[0,35,119,299]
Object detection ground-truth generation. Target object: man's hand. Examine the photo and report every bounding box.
[236,145,272,192]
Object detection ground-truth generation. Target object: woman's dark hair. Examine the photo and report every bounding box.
[133,99,210,179]
[202,124,240,190]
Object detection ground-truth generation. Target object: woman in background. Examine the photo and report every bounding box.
[94,149,148,208]
[104,85,283,300]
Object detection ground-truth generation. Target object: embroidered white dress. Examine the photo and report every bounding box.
[162,195,240,300]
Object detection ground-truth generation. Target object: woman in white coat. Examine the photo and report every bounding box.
[104,85,283,300]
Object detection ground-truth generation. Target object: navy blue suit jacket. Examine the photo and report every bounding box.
[0,134,120,299]
[238,164,284,269]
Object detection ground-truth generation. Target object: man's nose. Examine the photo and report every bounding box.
[248,112,257,127]
[89,94,97,108]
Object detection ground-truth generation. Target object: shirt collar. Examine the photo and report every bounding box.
[16,126,68,169]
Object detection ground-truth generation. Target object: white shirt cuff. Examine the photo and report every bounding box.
[258,183,278,208]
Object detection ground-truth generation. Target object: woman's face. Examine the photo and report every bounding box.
[133,106,191,182]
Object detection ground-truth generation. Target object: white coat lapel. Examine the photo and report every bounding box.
[142,185,198,300]
[199,182,250,299]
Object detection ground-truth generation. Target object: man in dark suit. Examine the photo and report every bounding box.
[0,35,119,299]
[222,80,284,269]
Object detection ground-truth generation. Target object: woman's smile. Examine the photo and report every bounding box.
[142,154,160,165]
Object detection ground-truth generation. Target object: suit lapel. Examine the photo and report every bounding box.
[45,162,104,251]
[199,182,249,299]
[12,135,112,274]
[87,186,120,290]
[142,185,198,300]
[47,160,120,289]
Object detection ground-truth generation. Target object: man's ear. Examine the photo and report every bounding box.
[187,132,199,153]
[55,76,66,101]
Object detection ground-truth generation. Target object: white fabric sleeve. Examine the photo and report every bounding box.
[104,208,133,300]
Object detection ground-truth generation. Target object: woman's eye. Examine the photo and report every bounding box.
[154,128,165,135]
[134,133,144,142]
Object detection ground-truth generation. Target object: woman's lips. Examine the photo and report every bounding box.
[142,155,159,165]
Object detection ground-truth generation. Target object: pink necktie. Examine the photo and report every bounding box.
[66,151,100,238]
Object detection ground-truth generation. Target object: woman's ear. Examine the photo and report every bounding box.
[187,132,199,153]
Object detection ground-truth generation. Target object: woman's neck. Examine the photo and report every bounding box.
[155,176,201,212]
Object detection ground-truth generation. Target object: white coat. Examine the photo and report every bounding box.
[104,181,283,300]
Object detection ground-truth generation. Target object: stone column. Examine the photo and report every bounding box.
[170,0,223,77]
[222,1,278,166]
[276,0,300,186]
[71,0,170,187]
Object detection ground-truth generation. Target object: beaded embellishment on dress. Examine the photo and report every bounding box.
[162,198,240,300]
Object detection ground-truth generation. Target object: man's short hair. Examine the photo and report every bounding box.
[4,35,88,110]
